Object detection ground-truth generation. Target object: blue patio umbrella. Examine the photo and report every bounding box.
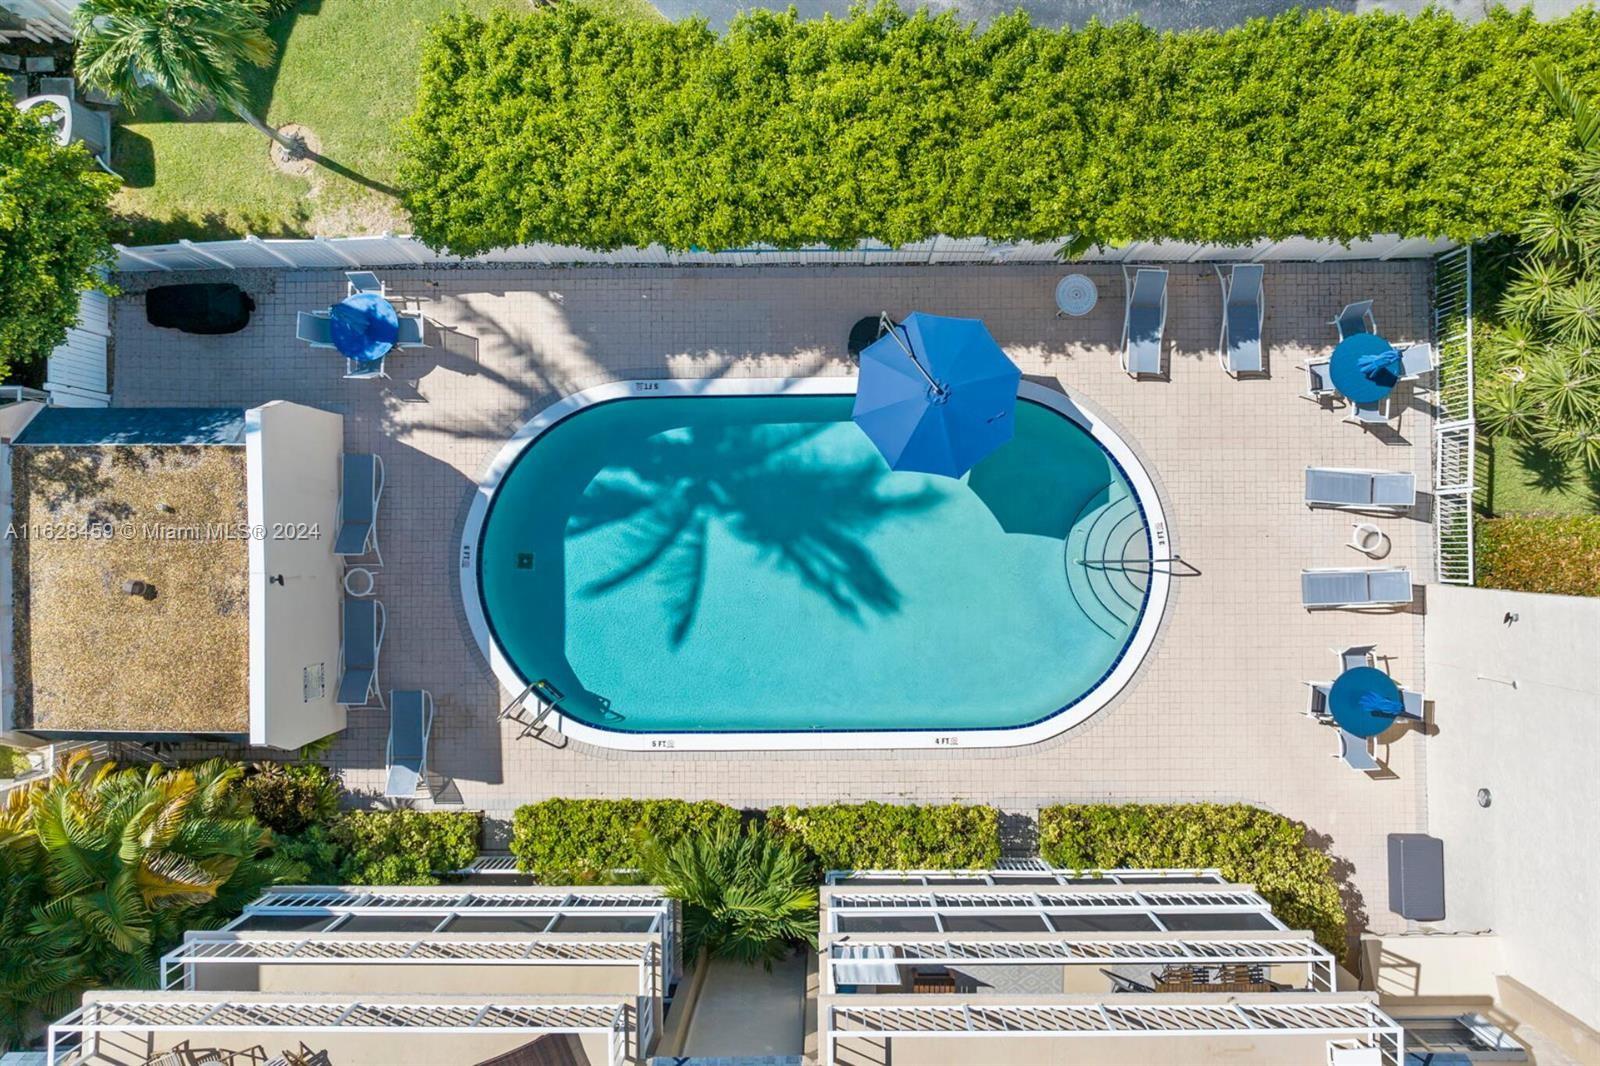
[1328,333,1402,404]
[1328,666,1404,738]
[852,312,1021,478]
[330,292,399,364]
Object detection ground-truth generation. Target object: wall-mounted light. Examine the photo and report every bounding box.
[1476,788,1492,808]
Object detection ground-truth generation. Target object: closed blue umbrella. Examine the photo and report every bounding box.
[1329,333,1402,403]
[852,312,1021,478]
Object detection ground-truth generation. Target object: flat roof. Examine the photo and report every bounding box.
[10,444,249,734]
[15,407,246,446]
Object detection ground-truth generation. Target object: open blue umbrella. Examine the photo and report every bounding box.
[330,292,399,364]
[852,312,1021,478]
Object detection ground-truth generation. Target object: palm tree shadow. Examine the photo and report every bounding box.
[300,147,401,198]
[1509,438,1600,504]
[571,422,943,644]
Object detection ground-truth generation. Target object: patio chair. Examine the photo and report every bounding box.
[296,311,335,348]
[345,355,389,380]
[1299,360,1336,403]
[1398,342,1436,383]
[337,598,386,709]
[1400,687,1425,721]
[345,271,384,296]
[395,312,426,349]
[1120,267,1168,377]
[1344,397,1393,428]
[1100,968,1155,993]
[1335,729,1379,772]
[1333,645,1376,672]
[1304,468,1417,510]
[1301,567,1414,609]
[1215,264,1264,376]
[1304,681,1333,721]
[1331,300,1376,341]
[385,689,435,798]
[335,453,385,565]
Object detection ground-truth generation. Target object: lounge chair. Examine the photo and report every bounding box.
[335,453,385,565]
[395,313,426,349]
[1216,264,1264,376]
[1344,397,1393,428]
[1398,342,1436,382]
[345,355,388,381]
[1299,360,1336,403]
[337,598,386,708]
[1301,568,1414,609]
[1120,267,1168,377]
[1304,681,1333,721]
[297,311,335,348]
[1400,688,1425,721]
[1331,300,1376,341]
[346,271,384,295]
[1336,729,1379,771]
[1333,645,1375,673]
[386,689,435,798]
[1304,468,1417,510]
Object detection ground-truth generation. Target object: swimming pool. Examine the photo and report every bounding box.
[462,379,1169,750]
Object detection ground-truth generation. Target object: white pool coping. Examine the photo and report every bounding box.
[461,377,1171,751]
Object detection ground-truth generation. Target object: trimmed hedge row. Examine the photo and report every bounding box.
[767,802,1000,871]
[1039,803,1346,953]
[400,5,1600,255]
[1478,515,1600,597]
[271,810,481,886]
[511,798,741,882]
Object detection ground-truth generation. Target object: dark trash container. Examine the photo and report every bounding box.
[1387,833,1445,921]
[145,284,256,335]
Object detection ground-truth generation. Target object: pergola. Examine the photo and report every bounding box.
[826,864,1228,887]
[823,884,1286,934]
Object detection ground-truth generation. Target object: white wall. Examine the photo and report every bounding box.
[1424,585,1600,1029]
[245,401,345,749]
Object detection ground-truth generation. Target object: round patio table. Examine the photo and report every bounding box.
[1055,274,1098,317]
[330,292,399,363]
[1328,666,1404,738]
[1328,332,1401,404]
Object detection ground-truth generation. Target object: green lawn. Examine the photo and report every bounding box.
[110,0,661,244]
[1480,434,1600,518]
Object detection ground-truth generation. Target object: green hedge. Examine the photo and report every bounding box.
[1478,515,1600,597]
[1038,803,1346,953]
[330,810,481,885]
[766,802,1000,870]
[511,798,741,881]
[400,5,1600,255]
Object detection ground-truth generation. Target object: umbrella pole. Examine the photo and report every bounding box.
[879,312,948,399]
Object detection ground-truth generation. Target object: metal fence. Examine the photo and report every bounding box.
[111,232,1458,273]
[1432,245,1476,585]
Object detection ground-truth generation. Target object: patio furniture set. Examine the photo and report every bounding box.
[333,452,434,800]
[296,272,429,379]
[1101,963,1280,995]
[1305,645,1426,773]
[1299,301,1437,428]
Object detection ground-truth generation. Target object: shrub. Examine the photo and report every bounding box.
[1038,803,1346,953]
[331,810,480,885]
[401,5,1600,256]
[511,798,741,882]
[244,762,343,835]
[273,822,344,885]
[1478,515,1600,596]
[766,802,1000,871]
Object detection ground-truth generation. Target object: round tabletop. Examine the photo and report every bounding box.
[1328,666,1403,738]
[330,292,399,363]
[1328,333,1400,404]
[1055,274,1098,317]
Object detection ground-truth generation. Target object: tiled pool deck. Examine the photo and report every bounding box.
[115,261,1433,937]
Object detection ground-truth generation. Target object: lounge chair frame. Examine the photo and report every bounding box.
[1301,567,1414,610]
[385,689,435,799]
[1120,266,1168,378]
[338,598,387,710]
[1215,264,1265,376]
[335,453,385,566]
[1304,467,1417,511]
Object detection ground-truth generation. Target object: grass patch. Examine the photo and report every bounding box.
[1480,434,1600,517]
[111,0,659,243]
[1478,516,1600,597]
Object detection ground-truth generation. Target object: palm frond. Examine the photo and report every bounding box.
[1535,59,1600,153]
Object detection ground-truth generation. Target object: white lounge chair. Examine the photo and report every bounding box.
[346,271,384,296]
[1305,468,1417,510]
[1216,264,1264,376]
[1301,567,1414,609]
[1304,681,1333,721]
[296,311,335,348]
[1344,397,1393,428]
[1120,267,1168,378]
[335,453,384,565]
[1336,729,1379,771]
[1333,645,1376,673]
[1398,342,1436,382]
[395,312,426,349]
[1300,360,1336,403]
[385,689,435,798]
[337,598,386,709]
[1331,300,1376,341]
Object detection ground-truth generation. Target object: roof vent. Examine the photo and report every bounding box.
[123,579,158,601]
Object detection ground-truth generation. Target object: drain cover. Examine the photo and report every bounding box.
[516,553,534,570]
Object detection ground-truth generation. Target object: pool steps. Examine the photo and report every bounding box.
[1064,487,1150,638]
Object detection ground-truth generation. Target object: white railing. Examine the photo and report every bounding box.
[111,233,1458,273]
[1433,245,1475,585]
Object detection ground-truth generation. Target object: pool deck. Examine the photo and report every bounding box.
[113,260,1432,938]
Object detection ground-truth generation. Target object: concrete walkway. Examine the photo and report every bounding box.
[681,954,808,1058]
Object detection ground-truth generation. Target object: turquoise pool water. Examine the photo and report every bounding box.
[476,394,1147,734]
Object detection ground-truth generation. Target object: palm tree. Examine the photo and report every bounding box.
[640,827,817,971]
[73,0,304,156]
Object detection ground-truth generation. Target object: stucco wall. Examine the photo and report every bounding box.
[245,401,345,749]
[187,959,643,996]
[1423,584,1600,1029]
